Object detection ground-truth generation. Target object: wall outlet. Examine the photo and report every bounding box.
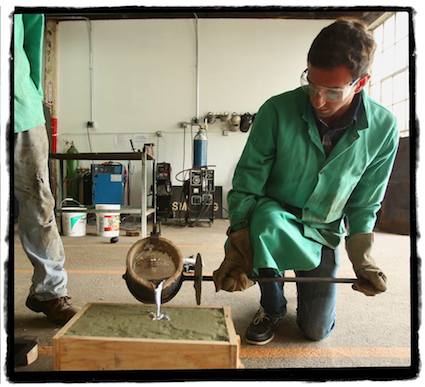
[87,121,96,129]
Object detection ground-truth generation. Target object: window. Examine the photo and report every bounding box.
[369,12,409,137]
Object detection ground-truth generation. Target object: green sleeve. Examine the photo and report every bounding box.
[227,100,278,230]
[345,122,399,235]
[22,14,44,95]
[14,13,46,132]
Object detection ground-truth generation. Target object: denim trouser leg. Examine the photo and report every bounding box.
[295,247,339,341]
[258,247,338,340]
[259,268,287,317]
[14,125,68,301]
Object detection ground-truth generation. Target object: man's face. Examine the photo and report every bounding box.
[305,65,365,122]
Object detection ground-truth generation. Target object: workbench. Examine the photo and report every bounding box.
[50,150,156,238]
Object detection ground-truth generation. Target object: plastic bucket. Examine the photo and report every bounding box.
[60,198,87,237]
[96,204,121,237]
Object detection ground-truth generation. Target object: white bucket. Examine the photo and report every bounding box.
[96,204,121,237]
[61,199,87,237]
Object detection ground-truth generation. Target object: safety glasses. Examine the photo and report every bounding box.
[300,69,360,102]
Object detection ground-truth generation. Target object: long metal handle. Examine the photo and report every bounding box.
[198,275,356,284]
[183,253,357,306]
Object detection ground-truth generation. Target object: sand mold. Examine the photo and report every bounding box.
[65,304,229,342]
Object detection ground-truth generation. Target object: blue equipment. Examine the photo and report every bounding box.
[91,163,124,204]
[193,128,207,168]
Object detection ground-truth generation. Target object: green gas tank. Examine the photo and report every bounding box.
[66,141,79,178]
[65,141,79,200]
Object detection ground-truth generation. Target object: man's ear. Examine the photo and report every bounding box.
[354,74,371,93]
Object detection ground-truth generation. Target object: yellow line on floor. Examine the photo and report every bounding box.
[57,243,223,249]
[15,268,216,276]
[240,346,410,359]
[15,269,124,275]
[39,345,53,356]
[172,244,224,248]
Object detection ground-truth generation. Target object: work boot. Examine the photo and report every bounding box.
[245,307,284,345]
[26,295,78,325]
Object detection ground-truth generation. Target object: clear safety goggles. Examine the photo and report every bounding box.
[300,69,359,102]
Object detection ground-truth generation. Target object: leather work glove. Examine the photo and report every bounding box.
[212,227,254,292]
[345,233,387,296]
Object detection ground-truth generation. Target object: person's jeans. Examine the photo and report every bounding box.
[14,125,68,301]
[259,246,339,341]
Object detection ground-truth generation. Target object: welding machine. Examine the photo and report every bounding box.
[156,162,172,220]
[91,163,125,204]
[184,168,215,225]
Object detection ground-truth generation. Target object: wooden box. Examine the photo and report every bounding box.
[53,302,241,370]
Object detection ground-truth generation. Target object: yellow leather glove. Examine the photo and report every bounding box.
[212,227,254,292]
[345,233,387,296]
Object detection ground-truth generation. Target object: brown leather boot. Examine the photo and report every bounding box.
[25,296,78,325]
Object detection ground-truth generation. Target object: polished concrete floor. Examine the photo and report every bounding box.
[10,218,413,377]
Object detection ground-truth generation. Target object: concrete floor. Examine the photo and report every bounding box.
[11,218,412,374]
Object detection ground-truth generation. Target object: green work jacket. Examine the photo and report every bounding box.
[14,13,45,133]
[228,87,399,270]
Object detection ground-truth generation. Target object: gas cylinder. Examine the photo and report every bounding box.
[193,127,207,168]
[66,141,79,178]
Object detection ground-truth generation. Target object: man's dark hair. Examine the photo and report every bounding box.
[307,19,376,79]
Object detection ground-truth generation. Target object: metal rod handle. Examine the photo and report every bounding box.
[199,275,356,284]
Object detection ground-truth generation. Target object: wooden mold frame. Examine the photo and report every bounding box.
[53,302,241,371]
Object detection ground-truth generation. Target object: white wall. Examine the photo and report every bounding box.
[57,18,332,212]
